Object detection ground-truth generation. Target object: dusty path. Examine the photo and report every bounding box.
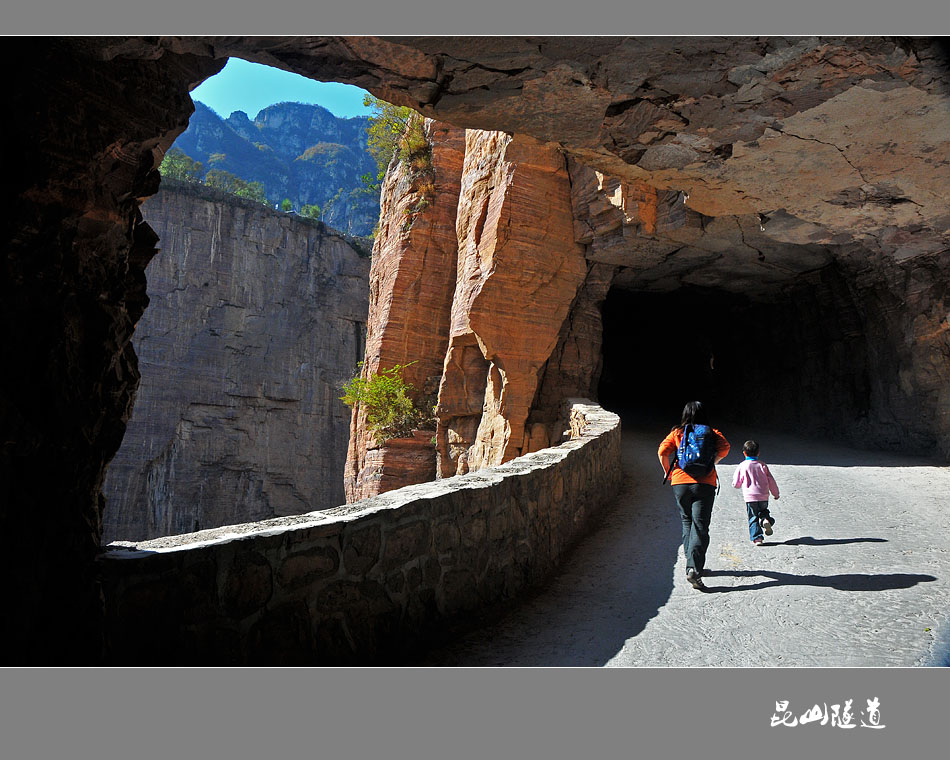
[419,423,950,667]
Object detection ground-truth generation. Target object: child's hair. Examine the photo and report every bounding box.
[743,440,760,457]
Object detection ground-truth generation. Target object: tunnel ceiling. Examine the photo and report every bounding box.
[568,170,841,301]
[97,36,950,276]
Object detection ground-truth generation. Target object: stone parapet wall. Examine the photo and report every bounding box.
[98,401,620,664]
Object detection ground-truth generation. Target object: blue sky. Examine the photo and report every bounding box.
[191,57,373,120]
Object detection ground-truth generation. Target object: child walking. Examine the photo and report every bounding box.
[732,440,780,545]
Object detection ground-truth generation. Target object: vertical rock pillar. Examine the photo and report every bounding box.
[343,120,465,502]
[345,125,593,497]
[436,131,588,476]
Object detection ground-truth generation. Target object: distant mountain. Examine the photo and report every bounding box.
[171,101,380,236]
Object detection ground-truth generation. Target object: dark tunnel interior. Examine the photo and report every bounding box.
[597,276,874,441]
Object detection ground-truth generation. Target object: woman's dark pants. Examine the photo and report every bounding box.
[672,483,716,576]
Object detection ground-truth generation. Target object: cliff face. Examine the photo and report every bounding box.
[103,183,370,541]
[438,131,588,474]
[345,126,591,499]
[343,120,465,502]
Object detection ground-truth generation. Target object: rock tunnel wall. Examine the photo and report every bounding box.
[569,156,950,454]
[1,39,227,661]
[3,37,949,662]
[98,402,620,664]
[103,183,370,542]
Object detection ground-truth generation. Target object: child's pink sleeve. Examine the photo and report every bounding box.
[732,465,741,489]
[766,466,780,498]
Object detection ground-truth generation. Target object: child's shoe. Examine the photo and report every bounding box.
[761,518,773,536]
[753,537,764,546]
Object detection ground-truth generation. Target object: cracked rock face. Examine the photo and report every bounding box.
[344,120,464,502]
[438,131,588,474]
[346,126,589,501]
[175,36,950,258]
[96,37,949,259]
[103,184,370,541]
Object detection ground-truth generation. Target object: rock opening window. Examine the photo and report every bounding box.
[102,60,376,542]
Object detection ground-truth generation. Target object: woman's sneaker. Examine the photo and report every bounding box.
[761,518,773,536]
[686,568,706,590]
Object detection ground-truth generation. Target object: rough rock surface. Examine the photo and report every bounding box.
[347,127,589,500]
[103,183,370,541]
[2,39,226,661]
[566,155,949,453]
[437,131,588,474]
[89,37,950,265]
[161,40,950,245]
[344,120,465,502]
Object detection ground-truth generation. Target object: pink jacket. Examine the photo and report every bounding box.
[732,458,780,502]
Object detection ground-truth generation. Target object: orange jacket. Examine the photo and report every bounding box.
[658,427,730,486]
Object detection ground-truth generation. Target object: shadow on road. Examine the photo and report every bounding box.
[781,536,888,546]
[416,422,944,666]
[414,427,685,666]
[701,569,936,593]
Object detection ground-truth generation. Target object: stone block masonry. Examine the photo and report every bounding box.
[98,401,620,665]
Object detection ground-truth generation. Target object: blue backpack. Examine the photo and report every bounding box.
[674,424,717,477]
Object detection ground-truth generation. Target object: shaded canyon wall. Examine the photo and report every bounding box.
[104,183,370,541]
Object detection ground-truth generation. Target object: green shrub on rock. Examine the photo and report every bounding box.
[340,362,434,444]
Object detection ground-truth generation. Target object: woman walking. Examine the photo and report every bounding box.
[658,401,730,590]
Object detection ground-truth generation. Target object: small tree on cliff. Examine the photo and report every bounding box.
[362,95,430,188]
[340,362,433,444]
[159,147,203,182]
[205,168,244,194]
[235,180,268,205]
[204,170,268,206]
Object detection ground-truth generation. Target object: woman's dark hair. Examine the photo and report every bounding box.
[743,440,760,456]
[676,400,708,430]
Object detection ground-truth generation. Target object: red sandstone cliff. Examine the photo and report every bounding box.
[437,131,588,475]
[343,120,465,502]
[345,125,591,501]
